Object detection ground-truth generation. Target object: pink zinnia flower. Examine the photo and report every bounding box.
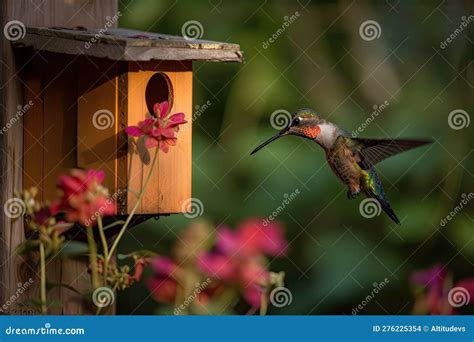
[52,169,114,226]
[198,218,287,308]
[147,256,180,303]
[124,101,187,153]
[217,219,288,257]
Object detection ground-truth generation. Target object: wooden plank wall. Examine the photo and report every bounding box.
[1,0,118,314]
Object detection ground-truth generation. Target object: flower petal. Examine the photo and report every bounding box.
[124,126,143,137]
[145,137,159,149]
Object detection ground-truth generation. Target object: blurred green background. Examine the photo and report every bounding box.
[116,0,473,314]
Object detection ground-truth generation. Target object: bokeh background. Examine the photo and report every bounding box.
[116,0,473,314]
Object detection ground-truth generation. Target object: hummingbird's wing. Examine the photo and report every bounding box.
[352,138,432,170]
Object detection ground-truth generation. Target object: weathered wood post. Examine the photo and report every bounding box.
[1,0,119,315]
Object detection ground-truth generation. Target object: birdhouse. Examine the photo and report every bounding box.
[15,27,242,218]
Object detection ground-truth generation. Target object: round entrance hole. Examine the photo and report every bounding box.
[145,72,174,116]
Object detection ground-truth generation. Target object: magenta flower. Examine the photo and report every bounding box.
[124,101,187,153]
[52,169,114,226]
[410,264,474,314]
[147,256,180,303]
[198,218,287,308]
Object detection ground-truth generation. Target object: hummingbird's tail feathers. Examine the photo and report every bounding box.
[364,188,401,225]
[352,138,432,170]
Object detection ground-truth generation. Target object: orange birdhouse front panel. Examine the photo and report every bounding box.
[77,60,192,215]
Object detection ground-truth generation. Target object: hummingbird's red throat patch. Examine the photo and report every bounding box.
[302,126,321,139]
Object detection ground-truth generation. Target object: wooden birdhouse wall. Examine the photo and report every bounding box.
[23,56,192,215]
[23,53,79,203]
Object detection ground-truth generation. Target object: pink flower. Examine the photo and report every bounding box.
[410,264,474,314]
[147,256,180,303]
[217,219,288,257]
[52,169,114,226]
[147,255,215,305]
[124,101,187,153]
[198,218,287,308]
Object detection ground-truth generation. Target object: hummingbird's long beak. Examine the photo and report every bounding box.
[250,127,289,155]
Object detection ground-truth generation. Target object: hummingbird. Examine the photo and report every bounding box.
[250,109,432,224]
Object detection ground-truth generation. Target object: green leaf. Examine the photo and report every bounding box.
[56,241,89,258]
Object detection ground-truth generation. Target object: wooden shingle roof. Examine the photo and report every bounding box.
[13,26,243,62]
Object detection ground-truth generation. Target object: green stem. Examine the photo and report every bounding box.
[97,216,109,286]
[86,226,99,289]
[39,242,47,315]
[106,148,159,264]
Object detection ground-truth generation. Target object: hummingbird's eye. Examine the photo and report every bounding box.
[293,117,301,126]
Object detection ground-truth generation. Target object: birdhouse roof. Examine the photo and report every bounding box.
[14,26,243,63]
